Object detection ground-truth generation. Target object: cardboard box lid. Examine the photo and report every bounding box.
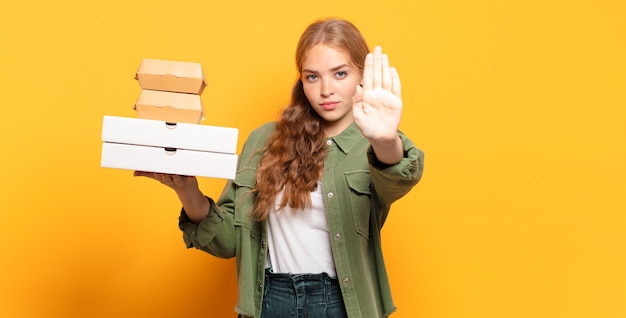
[101,142,238,179]
[135,58,207,94]
[101,115,238,154]
[134,89,204,124]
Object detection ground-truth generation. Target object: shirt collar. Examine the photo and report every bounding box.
[328,122,364,154]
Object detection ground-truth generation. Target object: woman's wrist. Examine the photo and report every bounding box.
[369,135,403,165]
[177,188,210,223]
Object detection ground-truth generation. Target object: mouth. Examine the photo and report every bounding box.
[320,101,339,110]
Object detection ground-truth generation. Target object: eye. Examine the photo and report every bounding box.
[336,71,348,78]
[304,74,318,82]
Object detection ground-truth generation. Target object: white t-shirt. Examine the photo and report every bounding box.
[266,182,336,277]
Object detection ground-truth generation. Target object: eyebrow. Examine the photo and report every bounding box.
[302,64,351,74]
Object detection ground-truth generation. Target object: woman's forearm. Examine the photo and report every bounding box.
[176,187,211,223]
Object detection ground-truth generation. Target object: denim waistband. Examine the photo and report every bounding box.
[261,268,347,317]
[264,268,337,282]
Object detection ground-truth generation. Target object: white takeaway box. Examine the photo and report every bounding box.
[100,116,239,179]
[101,115,237,153]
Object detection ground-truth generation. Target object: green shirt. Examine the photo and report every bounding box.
[179,121,424,318]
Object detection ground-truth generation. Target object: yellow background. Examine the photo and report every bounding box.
[1,0,624,317]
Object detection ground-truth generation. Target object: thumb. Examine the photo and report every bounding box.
[352,83,363,105]
[352,84,365,120]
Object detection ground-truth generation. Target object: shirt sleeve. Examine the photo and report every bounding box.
[178,186,238,259]
[367,131,424,208]
[177,122,275,260]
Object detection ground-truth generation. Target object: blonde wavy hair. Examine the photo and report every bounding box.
[252,18,370,220]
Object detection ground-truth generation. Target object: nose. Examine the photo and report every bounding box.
[320,78,333,97]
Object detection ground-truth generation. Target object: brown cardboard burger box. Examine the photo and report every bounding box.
[134,89,204,124]
[100,58,239,179]
[135,58,207,94]
[134,58,207,124]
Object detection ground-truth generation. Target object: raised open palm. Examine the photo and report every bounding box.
[353,46,403,142]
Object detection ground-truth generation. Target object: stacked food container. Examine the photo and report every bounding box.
[100,59,239,179]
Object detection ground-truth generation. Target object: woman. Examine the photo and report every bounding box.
[136,18,424,318]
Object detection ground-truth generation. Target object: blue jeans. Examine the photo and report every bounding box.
[259,268,348,318]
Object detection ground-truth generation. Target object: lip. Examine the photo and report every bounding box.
[320,101,339,110]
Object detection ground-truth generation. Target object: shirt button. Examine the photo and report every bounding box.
[327,192,334,198]
[335,233,341,239]
[261,240,266,248]
[258,284,263,291]
[343,277,350,284]
[326,140,333,145]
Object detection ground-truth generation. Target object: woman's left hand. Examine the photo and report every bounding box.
[353,46,403,143]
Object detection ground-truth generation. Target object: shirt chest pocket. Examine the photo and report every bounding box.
[345,170,372,239]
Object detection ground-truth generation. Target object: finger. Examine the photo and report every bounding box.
[372,46,382,88]
[381,52,392,90]
[155,173,174,184]
[134,170,156,178]
[390,67,402,97]
[153,173,164,181]
[362,51,374,90]
[352,83,363,104]
[171,174,192,185]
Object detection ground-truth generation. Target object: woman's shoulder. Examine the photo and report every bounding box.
[241,122,276,149]
[248,122,276,140]
[251,121,277,135]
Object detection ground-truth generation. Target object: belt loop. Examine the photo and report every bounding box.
[325,275,332,302]
[263,268,271,298]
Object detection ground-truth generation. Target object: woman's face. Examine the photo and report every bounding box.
[301,44,361,136]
